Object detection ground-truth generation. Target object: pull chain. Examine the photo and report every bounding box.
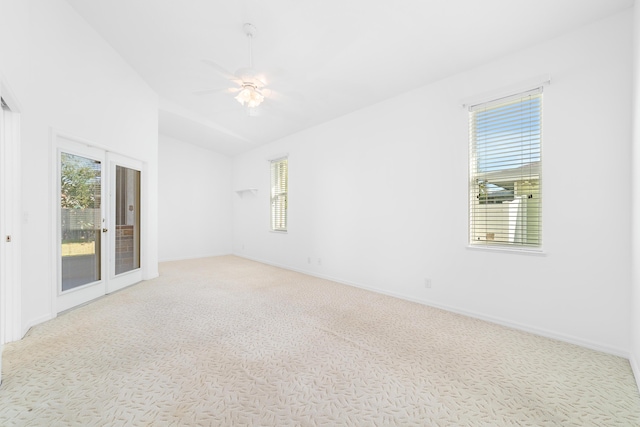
[248,32,253,68]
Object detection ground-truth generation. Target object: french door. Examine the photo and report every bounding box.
[56,136,142,313]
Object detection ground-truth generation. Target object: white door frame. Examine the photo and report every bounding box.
[52,131,144,314]
[0,78,22,345]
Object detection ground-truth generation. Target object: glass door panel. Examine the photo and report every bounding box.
[115,165,140,275]
[107,154,142,294]
[56,139,142,312]
[60,152,102,291]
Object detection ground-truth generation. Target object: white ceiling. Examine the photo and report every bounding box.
[66,0,633,156]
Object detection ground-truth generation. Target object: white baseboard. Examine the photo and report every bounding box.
[143,272,160,281]
[234,253,629,358]
[410,298,628,358]
[159,252,232,263]
[21,313,55,340]
[631,354,640,394]
[19,271,162,340]
[21,253,627,360]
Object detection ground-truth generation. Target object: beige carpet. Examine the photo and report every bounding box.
[0,255,639,426]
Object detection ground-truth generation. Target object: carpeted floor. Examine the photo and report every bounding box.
[1,255,639,426]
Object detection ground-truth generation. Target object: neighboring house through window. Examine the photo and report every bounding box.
[469,88,542,248]
[270,157,288,232]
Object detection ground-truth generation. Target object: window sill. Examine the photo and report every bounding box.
[466,244,546,256]
[269,229,287,234]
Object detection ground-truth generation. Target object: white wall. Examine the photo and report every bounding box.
[233,10,633,356]
[0,0,159,334]
[158,134,232,261]
[630,0,640,383]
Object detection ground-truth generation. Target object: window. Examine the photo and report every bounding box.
[270,157,288,231]
[469,88,542,249]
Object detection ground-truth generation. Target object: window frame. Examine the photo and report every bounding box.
[468,88,543,252]
[269,157,288,232]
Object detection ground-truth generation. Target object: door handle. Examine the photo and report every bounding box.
[102,228,108,233]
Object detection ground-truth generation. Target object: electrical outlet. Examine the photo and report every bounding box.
[307,257,311,264]
[424,278,432,289]
[317,258,322,266]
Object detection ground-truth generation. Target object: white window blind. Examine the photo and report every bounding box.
[270,157,288,232]
[469,88,542,248]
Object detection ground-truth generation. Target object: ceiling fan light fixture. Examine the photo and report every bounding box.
[235,84,264,108]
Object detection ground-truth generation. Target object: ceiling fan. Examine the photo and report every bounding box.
[196,23,268,113]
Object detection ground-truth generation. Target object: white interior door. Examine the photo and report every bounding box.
[56,137,142,312]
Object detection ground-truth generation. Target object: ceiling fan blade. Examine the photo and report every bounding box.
[192,87,240,96]
[201,59,242,83]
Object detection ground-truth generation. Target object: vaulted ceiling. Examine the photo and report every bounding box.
[66,0,633,156]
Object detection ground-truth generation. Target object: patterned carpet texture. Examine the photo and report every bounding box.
[1,255,639,426]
